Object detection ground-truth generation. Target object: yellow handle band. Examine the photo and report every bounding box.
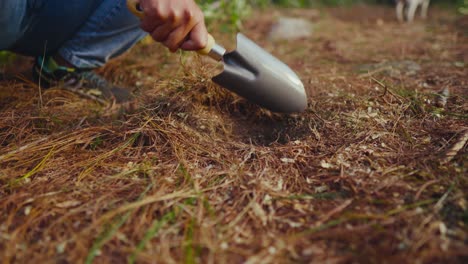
[127,0,144,19]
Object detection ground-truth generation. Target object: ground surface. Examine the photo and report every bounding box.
[0,4,467,264]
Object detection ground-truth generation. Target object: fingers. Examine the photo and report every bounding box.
[180,22,208,51]
[163,24,192,52]
[140,1,176,40]
[139,0,164,32]
[137,0,208,52]
[151,22,177,42]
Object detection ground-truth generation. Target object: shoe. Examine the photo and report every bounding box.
[32,56,134,105]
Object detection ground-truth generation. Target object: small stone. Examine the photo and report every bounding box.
[56,242,67,254]
[55,200,81,208]
[435,87,449,108]
[268,246,277,254]
[454,61,465,68]
[320,160,333,169]
[269,17,313,41]
[315,185,329,193]
[439,222,447,236]
[280,157,295,163]
[302,245,322,256]
[24,206,32,216]
[398,242,407,250]
[220,242,228,250]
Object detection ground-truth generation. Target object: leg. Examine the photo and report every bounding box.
[57,0,147,69]
[9,0,145,106]
[0,1,27,50]
[396,1,405,22]
[406,0,419,22]
[9,0,105,56]
[10,0,146,69]
[421,0,430,19]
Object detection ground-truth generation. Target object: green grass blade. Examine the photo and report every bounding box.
[128,211,176,264]
[85,182,153,264]
[9,147,55,187]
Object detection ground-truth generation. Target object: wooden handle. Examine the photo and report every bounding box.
[126,0,215,55]
[127,0,144,19]
[196,34,215,55]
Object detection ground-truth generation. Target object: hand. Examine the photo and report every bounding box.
[138,0,208,52]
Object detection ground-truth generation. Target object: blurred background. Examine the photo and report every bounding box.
[197,0,467,30]
[1,0,466,63]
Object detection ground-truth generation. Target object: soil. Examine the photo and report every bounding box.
[0,4,467,264]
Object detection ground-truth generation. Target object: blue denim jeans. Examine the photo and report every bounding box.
[1,0,147,68]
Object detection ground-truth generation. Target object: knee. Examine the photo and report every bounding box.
[0,1,28,50]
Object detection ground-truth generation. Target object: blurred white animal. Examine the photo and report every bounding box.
[396,0,430,22]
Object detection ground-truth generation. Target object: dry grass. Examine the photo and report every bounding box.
[1,5,467,264]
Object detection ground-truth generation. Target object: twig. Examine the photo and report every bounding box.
[442,129,468,164]
[413,183,456,251]
[370,77,403,103]
[435,87,449,108]
[371,77,388,97]
[0,136,51,161]
[358,66,393,79]
[318,199,353,224]
[415,179,439,200]
[434,183,454,212]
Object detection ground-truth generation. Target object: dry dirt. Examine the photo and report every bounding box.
[0,5,467,264]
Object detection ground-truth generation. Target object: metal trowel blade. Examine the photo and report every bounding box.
[212,33,307,113]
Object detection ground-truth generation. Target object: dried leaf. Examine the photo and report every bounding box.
[55,200,81,209]
[320,160,334,169]
[280,157,295,163]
